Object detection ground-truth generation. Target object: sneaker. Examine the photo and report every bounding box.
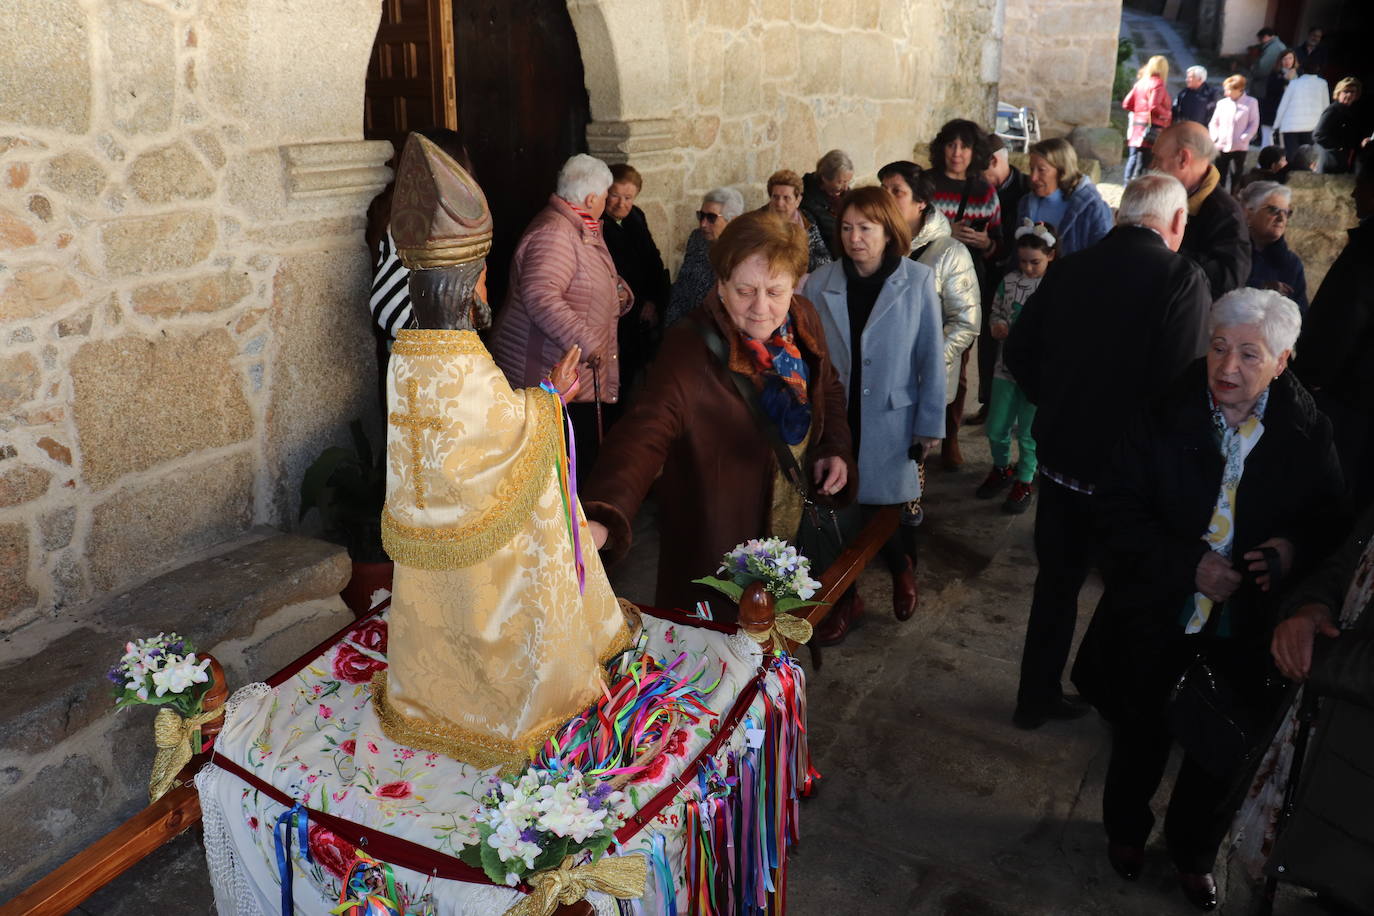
[976,465,1015,499]
[1003,480,1034,514]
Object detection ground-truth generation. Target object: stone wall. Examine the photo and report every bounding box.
[568,0,1006,267]
[999,0,1123,136]
[1285,171,1356,295]
[0,0,389,633]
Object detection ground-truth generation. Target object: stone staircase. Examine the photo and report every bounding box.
[0,529,353,904]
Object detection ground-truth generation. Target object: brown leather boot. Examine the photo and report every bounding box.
[892,557,917,620]
[941,435,963,471]
[815,591,864,646]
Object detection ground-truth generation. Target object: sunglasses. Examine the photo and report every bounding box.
[1262,205,1293,219]
[696,210,721,224]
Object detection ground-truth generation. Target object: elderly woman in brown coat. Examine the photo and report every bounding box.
[491,153,631,467]
[583,211,856,619]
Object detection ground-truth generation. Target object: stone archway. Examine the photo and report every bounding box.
[564,0,690,249]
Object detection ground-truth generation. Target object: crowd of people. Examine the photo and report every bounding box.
[369,75,1374,910]
[1127,24,1373,190]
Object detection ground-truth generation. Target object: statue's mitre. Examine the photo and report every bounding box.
[390,133,493,269]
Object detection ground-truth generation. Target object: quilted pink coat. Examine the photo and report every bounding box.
[490,194,632,404]
[1123,75,1173,148]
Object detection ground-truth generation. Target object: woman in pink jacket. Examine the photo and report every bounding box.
[490,154,632,470]
[1210,74,1261,191]
[1122,56,1173,180]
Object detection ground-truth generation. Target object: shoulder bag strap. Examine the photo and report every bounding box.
[691,316,810,497]
[954,180,973,222]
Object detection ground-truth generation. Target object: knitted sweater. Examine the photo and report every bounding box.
[930,174,1002,254]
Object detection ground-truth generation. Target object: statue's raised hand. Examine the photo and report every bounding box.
[549,345,582,399]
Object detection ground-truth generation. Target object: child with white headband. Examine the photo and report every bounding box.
[976,219,1058,513]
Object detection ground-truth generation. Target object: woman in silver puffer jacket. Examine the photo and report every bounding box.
[878,160,980,407]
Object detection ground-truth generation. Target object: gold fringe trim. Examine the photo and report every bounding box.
[382,386,559,571]
[372,624,636,774]
[391,328,489,356]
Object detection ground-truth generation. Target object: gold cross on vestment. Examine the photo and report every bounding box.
[389,378,443,509]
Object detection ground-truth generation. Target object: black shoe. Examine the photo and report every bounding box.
[1012,695,1091,730]
[1178,871,1217,911]
[1108,842,1144,881]
[1002,479,1034,514]
[975,465,1015,499]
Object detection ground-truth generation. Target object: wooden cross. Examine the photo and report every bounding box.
[389,378,443,509]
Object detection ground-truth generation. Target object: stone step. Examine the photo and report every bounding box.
[0,529,353,902]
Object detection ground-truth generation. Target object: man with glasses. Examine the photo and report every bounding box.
[1242,180,1308,314]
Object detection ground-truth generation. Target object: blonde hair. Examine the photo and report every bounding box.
[1223,74,1247,92]
[1334,77,1363,100]
[1139,55,1169,82]
[1028,138,1082,193]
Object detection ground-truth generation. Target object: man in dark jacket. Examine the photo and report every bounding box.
[1004,172,1211,729]
[1268,506,1374,914]
[1293,152,1374,515]
[1151,121,1252,299]
[1173,66,1219,126]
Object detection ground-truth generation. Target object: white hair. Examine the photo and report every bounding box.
[1187,65,1208,81]
[555,154,613,205]
[1209,287,1302,355]
[816,149,855,179]
[1240,180,1293,211]
[1117,173,1188,229]
[702,186,746,220]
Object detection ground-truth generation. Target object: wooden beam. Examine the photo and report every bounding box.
[803,506,899,628]
[0,775,203,916]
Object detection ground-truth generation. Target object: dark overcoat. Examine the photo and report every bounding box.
[582,292,856,619]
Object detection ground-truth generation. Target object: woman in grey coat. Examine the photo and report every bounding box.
[803,186,946,644]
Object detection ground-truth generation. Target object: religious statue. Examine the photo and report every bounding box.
[374,134,635,772]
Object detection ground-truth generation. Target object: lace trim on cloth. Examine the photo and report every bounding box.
[371,622,637,774]
[199,683,273,916]
[381,377,560,571]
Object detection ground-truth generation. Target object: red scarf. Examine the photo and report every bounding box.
[567,202,602,235]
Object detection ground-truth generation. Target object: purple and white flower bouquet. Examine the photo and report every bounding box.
[694,537,826,613]
[108,632,213,718]
[461,768,629,885]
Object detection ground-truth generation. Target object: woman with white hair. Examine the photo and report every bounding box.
[666,186,746,327]
[1242,180,1307,313]
[1072,287,1344,912]
[491,153,631,466]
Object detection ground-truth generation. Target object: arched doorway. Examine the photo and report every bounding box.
[364,0,591,306]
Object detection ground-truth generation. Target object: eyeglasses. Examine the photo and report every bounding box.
[1262,205,1294,219]
[696,210,721,224]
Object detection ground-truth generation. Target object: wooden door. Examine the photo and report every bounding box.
[365,0,457,154]
[452,0,591,307]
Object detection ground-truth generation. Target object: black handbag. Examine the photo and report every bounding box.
[691,317,849,573]
[1166,606,1254,780]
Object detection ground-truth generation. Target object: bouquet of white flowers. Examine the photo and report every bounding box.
[108,632,213,718]
[461,769,629,885]
[693,537,825,614]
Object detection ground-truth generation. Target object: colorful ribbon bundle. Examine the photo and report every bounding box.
[536,651,721,781]
[651,656,816,916]
[539,380,586,595]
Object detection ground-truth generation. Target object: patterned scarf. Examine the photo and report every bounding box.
[739,316,812,445]
[567,202,602,235]
[1184,386,1270,634]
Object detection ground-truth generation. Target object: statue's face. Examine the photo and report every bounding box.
[470,266,492,330]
